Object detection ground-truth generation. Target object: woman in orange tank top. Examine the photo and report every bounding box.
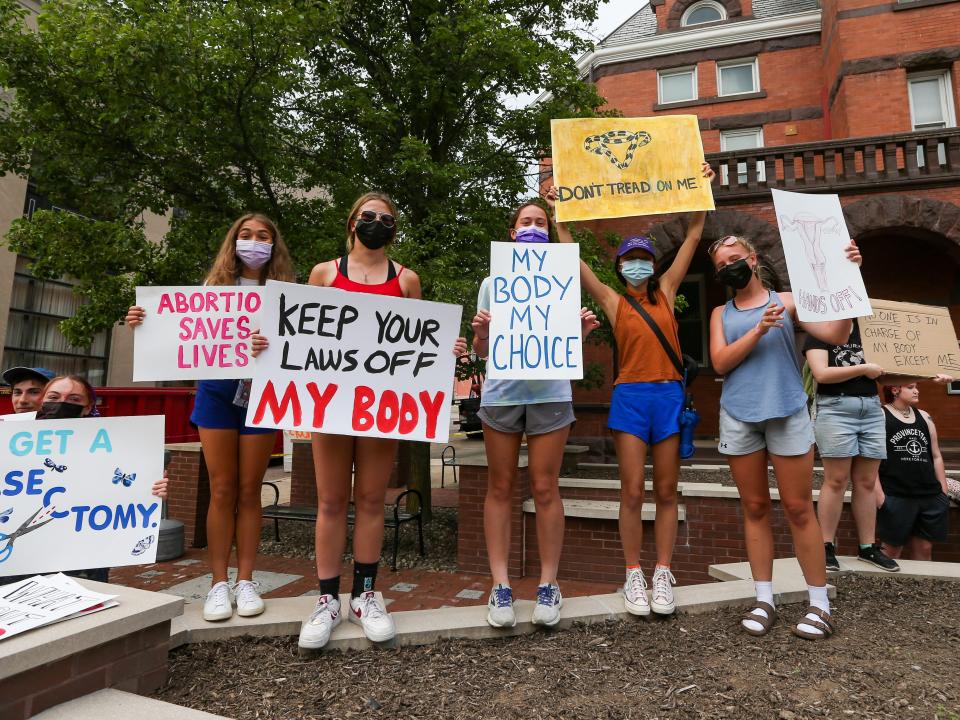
[553,162,713,618]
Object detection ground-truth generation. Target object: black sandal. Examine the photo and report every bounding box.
[741,601,777,636]
[791,606,836,640]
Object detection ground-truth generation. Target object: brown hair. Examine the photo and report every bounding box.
[204,213,295,286]
[345,192,399,251]
[42,375,96,413]
[507,200,553,241]
[708,235,780,291]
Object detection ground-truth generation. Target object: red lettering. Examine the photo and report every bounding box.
[306,382,338,428]
[418,391,444,440]
[158,294,175,314]
[217,344,232,367]
[236,316,251,339]
[352,386,376,431]
[220,318,235,340]
[398,393,418,435]
[252,380,302,426]
[246,292,261,313]
[205,291,219,312]
[375,390,400,433]
[235,343,249,367]
[178,317,193,341]
[175,292,188,313]
[176,344,195,369]
[201,344,218,366]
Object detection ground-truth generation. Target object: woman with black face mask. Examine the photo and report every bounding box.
[708,235,860,642]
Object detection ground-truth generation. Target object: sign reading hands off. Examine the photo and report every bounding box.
[858,299,960,378]
[550,116,714,223]
[248,281,463,443]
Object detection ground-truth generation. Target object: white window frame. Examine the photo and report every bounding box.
[681,0,727,26]
[658,66,698,104]
[907,69,956,130]
[720,127,765,185]
[717,57,760,97]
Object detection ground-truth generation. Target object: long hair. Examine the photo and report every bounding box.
[507,200,554,242]
[345,192,399,252]
[204,213,295,285]
[41,375,97,415]
[708,235,780,291]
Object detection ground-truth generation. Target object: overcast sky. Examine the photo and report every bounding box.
[590,1,645,43]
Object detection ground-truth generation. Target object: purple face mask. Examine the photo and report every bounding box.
[236,240,273,270]
[515,226,549,243]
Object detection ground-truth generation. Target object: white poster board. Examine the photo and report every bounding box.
[772,190,871,322]
[0,416,164,576]
[0,412,36,422]
[486,242,583,380]
[0,573,117,641]
[133,286,262,381]
[248,281,463,443]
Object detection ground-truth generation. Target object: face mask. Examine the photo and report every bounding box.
[620,259,655,286]
[39,401,85,420]
[716,258,754,290]
[355,219,396,250]
[236,240,273,270]
[514,226,549,244]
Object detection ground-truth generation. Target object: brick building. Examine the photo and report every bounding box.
[553,0,960,450]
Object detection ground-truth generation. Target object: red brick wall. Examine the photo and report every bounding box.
[165,446,209,548]
[457,464,530,577]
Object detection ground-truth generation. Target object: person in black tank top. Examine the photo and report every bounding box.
[877,383,950,560]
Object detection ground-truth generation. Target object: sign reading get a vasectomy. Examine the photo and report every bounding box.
[550,116,715,223]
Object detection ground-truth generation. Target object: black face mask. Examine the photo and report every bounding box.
[716,259,754,290]
[38,401,85,420]
[354,220,395,250]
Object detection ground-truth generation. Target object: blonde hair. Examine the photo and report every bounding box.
[204,213,296,286]
[345,192,399,252]
[708,235,778,290]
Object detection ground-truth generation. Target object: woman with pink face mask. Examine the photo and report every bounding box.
[125,214,295,622]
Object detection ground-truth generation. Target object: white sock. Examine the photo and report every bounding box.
[797,585,831,636]
[742,581,775,633]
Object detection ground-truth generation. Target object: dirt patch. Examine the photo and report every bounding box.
[158,575,959,719]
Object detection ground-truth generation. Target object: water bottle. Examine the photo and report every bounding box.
[679,393,699,460]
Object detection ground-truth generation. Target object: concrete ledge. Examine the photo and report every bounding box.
[679,481,850,503]
[521,498,687,521]
[709,556,960,584]
[34,689,229,719]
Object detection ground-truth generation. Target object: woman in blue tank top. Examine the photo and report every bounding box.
[708,234,860,641]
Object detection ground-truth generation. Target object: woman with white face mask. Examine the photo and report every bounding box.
[558,162,713,618]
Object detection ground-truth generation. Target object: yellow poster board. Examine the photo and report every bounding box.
[550,116,715,223]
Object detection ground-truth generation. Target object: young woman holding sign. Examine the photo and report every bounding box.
[126,213,294,622]
[708,235,860,640]
[555,163,714,617]
[471,198,600,630]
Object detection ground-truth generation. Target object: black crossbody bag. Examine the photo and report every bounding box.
[623,295,699,387]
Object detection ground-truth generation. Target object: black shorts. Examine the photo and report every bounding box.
[877,493,950,547]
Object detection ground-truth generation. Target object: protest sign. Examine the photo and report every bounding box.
[0,416,164,576]
[0,573,117,640]
[248,281,463,443]
[858,299,960,378]
[0,412,35,422]
[772,190,872,322]
[485,242,583,380]
[133,286,262,381]
[550,116,714,223]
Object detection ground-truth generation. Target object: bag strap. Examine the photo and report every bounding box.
[623,294,685,379]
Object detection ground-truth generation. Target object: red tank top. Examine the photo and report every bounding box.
[329,256,405,297]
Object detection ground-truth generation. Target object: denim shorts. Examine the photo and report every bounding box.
[608,381,683,446]
[190,380,276,435]
[814,394,886,460]
[718,406,815,457]
[478,401,575,436]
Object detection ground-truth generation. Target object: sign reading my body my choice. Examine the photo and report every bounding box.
[0,416,164,576]
[248,281,463,443]
[486,242,583,380]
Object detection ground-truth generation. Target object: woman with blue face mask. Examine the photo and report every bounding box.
[555,162,713,618]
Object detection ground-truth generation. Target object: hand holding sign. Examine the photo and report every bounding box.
[859,299,960,378]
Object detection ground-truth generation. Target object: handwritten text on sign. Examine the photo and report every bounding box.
[248,281,463,442]
[133,286,262,381]
[858,299,960,378]
[486,243,583,380]
[0,416,164,575]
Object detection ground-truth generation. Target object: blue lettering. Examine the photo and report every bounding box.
[137,502,160,529]
[492,276,509,303]
[43,486,67,518]
[25,468,45,495]
[534,276,552,299]
[8,430,73,456]
[510,306,532,331]
[88,429,112,453]
[550,336,564,367]
[9,432,31,457]
[491,335,506,370]
[89,505,111,531]
[72,505,91,532]
[3,470,24,496]
[510,276,532,303]
[511,248,531,272]
[531,248,547,271]
[113,504,137,530]
[552,275,573,301]
[523,335,542,368]
[535,305,551,331]
[566,336,579,368]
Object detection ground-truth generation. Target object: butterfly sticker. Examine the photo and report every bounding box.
[112,468,137,487]
[0,508,12,525]
[131,535,155,556]
[43,457,67,473]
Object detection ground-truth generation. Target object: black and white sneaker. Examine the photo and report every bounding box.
[858,543,900,572]
[824,542,840,572]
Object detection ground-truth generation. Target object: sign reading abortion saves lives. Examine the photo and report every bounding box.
[486,243,583,380]
[0,416,164,575]
[133,286,262,381]
[248,281,463,443]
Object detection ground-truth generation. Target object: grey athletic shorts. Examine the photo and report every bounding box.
[478,401,575,436]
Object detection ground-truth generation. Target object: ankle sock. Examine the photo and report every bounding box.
[797,585,831,637]
[318,576,340,600]
[351,561,379,598]
[859,543,873,551]
[742,581,775,633]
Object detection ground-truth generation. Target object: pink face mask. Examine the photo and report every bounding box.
[236,240,273,270]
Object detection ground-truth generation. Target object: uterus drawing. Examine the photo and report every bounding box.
[779,213,840,292]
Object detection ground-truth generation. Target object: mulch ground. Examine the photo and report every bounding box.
[157,574,959,719]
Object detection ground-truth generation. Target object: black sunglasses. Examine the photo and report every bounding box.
[356,210,396,228]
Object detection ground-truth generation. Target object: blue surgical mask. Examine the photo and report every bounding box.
[515,226,549,243]
[620,259,654,286]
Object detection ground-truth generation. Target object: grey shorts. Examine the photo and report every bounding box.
[814,395,886,460]
[478,401,575,436]
[718,406,815,457]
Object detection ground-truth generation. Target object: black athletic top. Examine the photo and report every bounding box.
[878,407,941,497]
[803,325,877,397]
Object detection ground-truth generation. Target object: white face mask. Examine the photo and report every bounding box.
[620,259,654,285]
[236,239,273,269]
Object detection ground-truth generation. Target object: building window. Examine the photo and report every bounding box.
[677,275,708,366]
[658,66,697,104]
[720,127,765,185]
[908,70,956,166]
[681,0,726,26]
[717,58,759,96]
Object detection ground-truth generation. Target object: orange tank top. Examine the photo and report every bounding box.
[613,288,683,384]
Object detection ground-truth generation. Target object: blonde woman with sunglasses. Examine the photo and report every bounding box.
[708,234,859,641]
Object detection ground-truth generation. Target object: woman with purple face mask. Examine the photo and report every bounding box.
[125,214,295,623]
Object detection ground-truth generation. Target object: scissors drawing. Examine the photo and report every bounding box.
[0,507,56,563]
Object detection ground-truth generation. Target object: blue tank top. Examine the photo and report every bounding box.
[720,290,808,422]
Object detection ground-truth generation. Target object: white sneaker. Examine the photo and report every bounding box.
[348,591,396,642]
[651,566,677,615]
[624,568,650,616]
[202,581,233,622]
[298,594,342,650]
[531,583,563,627]
[234,579,265,617]
[486,584,516,628]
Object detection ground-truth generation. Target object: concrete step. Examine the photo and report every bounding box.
[34,689,229,719]
[710,556,960,583]
[521,498,686,521]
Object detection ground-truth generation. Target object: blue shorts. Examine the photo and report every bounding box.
[813,395,886,460]
[608,381,683,445]
[190,380,275,435]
